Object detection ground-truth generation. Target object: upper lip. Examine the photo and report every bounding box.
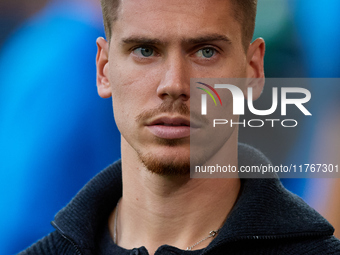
[147,116,199,127]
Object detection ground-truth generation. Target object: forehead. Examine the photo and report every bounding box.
[113,0,241,45]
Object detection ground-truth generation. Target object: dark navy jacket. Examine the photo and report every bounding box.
[19,144,340,254]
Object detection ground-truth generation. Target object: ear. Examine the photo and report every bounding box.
[245,38,265,100]
[246,38,265,79]
[96,37,112,98]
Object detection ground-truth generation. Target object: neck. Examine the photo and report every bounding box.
[109,137,240,254]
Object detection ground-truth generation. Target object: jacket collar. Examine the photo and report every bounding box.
[52,144,334,253]
[207,178,334,250]
[204,144,334,253]
[53,161,122,253]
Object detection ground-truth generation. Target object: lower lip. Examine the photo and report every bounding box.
[147,125,191,139]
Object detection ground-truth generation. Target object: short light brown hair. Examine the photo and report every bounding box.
[100,0,257,51]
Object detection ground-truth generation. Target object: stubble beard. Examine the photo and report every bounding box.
[137,138,212,176]
[138,149,191,176]
[137,133,191,176]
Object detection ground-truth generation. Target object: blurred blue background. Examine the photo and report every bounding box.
[0,0,339,254]
[0,0,121,254]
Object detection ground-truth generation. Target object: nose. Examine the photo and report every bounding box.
[157,53,190,101]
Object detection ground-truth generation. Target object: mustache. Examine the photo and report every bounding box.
[135,100,209,126]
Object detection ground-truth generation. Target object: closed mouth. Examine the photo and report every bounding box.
[148,117,190,127]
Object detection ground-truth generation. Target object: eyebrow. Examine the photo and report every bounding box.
[183,34,232,45]
[121,37,163,46]
[120,33,231,46]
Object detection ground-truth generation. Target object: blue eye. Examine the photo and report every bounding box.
[133,47,154,57]
[197,48,216,58]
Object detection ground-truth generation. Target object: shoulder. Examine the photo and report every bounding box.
[18,231,76,255]
[280,235,340,255]
[210,235,340,255]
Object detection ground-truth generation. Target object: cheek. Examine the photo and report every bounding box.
[110,69,160,108]
[108,60,163,128]
[108,53,162,94]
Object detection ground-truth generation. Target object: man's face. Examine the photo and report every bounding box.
[97,0,263,175]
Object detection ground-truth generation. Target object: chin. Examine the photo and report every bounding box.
[138,151,190,176]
